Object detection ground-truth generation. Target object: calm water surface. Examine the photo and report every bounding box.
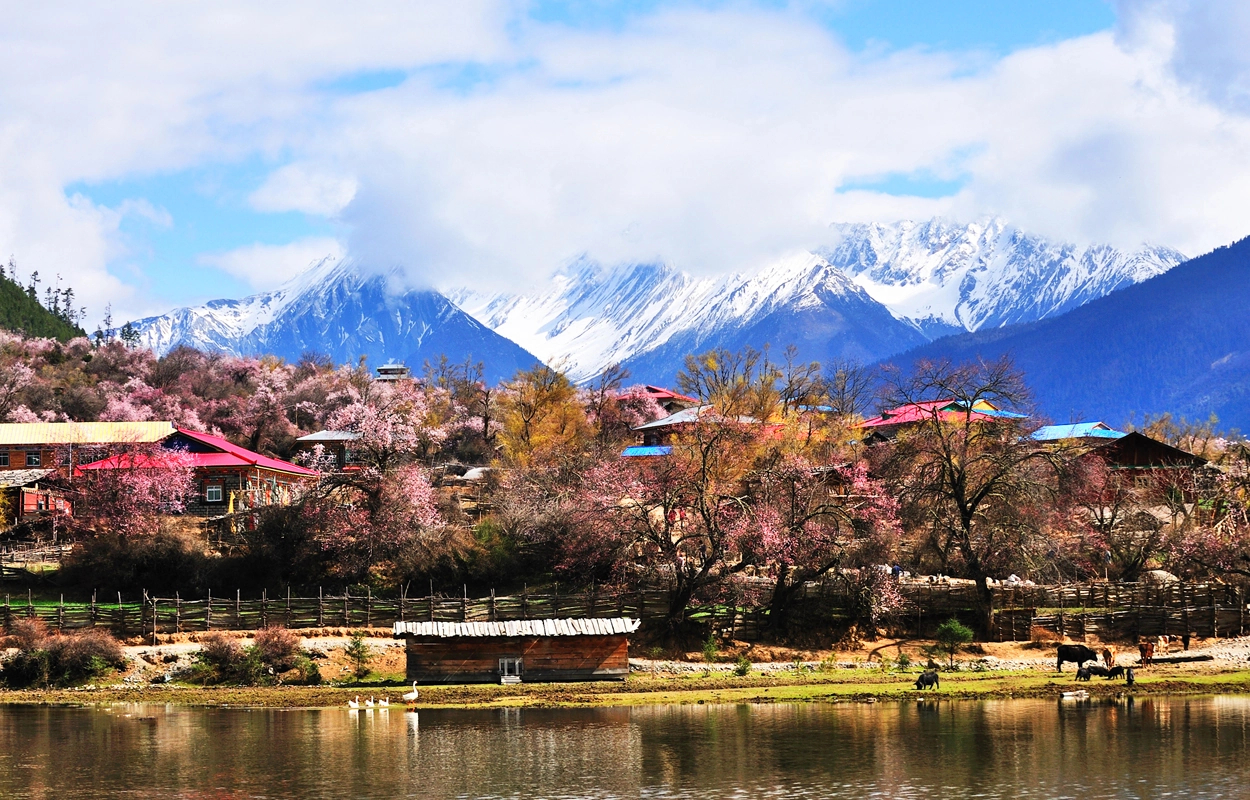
[0,697,1248,798]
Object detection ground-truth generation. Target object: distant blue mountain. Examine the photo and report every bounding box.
[884,236,1250,432]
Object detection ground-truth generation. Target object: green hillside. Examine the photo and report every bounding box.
[0,275,85,341]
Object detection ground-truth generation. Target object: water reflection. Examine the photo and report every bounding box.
[0,698,1246,798]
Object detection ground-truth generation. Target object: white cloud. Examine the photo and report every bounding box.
[250,164,357,215]
[199,237,346,291]
[3,1,1250,317]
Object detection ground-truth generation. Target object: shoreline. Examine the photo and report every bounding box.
[4,666,1250,709]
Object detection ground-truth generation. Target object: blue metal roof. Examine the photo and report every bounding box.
[1032,422,1127,442]
[621,445,673,457]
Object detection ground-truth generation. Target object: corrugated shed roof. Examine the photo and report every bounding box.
[393,617,641,638]
[0,421,175,446]
[295,430,361,443]
[0,468,57,488]
[77,430,318,477]
[621,445,673,457]
[1032,422,1126,442]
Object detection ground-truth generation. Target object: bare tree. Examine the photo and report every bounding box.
[872,357,1070,633]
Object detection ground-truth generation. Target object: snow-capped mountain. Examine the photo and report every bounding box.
[451,251,928,383]
[133,258,539,383]
[452,218,1184,382]
[824,217,1184,338]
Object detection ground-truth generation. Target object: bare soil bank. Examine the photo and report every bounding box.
[4,665,1250,709]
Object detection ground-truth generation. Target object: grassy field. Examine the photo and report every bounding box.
[4,666,1250,709]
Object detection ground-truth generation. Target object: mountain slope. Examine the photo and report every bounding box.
[133,259,539,383]
[454,218,1184,382]
[0,276,85,341]
[886,236,1250,431]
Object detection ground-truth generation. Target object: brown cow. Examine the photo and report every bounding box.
[1157,635,1172,654]
[1101,647,1116,668]
[1139,640,1155,666]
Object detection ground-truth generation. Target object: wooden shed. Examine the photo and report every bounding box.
[393,617,641,684]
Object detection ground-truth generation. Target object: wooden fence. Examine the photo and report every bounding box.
[0,580,1245,643]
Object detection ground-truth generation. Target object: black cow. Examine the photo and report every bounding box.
[1106,665,1126,680]
[1075,667,1091,681]
[1056,644,1099,672]
[1125,668,1135,687]
[1086,665,1110,678]
[915,670,940,690]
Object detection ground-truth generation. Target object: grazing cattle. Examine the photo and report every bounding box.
[1056,644,1099,672]
[915,670,940,690]
[1138,641,1154,666]
[1157,635,1171,655]
[1106,665,1126,680]
[1125,668,1135,687]
[1086,664,1110,678]
[1101,647,1116,667]
[1075,667,1091,682]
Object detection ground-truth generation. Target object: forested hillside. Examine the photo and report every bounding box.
[0,267,85,341]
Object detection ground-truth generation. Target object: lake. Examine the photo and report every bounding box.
[0,697,1247,798]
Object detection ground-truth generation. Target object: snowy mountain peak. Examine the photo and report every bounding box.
[454,218,1184,381]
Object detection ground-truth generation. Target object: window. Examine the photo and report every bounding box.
[24,452,40,468]
[0,452,8,467]
[205,485,223,503]
[498,657,523,678]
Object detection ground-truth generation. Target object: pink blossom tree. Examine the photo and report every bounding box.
[69,444,196,538]
[735,455,900,635]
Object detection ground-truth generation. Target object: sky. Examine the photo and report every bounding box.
[3,0,1250,327]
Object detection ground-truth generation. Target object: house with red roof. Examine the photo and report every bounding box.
[856,398,1028,443]
[77,428,318,516]
[641,385,699,415]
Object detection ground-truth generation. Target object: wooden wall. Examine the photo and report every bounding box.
[403,634,630,683]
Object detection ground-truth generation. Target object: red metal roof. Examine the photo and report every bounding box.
[175,429,319,476]
[76,430,318,477]
[643,385,698,404]
[857,400,1002,429]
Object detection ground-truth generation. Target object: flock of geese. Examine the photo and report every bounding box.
[347,681,419,709]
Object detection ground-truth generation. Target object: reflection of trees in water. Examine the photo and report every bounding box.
[0,699,1248,797]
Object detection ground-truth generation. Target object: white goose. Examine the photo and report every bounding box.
[378,698,390,707]
[365,697,376,708]
[347,696,360,709]
[402,681,419,704]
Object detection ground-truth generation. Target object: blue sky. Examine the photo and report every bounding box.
[6,0,1248,324]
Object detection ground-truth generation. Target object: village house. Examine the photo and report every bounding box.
[75,428,319,516]
[293,429,361,470]
[0,421,176,475]
[393,617,640,684]
[0,468,71,526]
[621,405,780,457]
[855,399,1028,443]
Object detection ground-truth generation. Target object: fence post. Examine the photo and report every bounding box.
[4,594,9,633]
[235,589,241,629]
[27,588,33,619]
[117,592,123,638]
[286,586,292,628]
[366,587,371,629]
[58,594,64,632]
[91,590,97,627]
[1239,587,1245,637]
[318,587,324,628]
[489,588,496,622]
[462,585,468,622]
[344,590,350,628]
[175,592,181,634]
[522,585,528,620]
[399,586,406,623]
[207,589,212,630]
[261,589,268,629]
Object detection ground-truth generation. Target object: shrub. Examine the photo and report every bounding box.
[344,633,372,680]
[734,656,751,677]
[934,618,975,669]
[702,632,718,664]
[896,652,912,670]
[253,627,301,672]
[1,621,126,688]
